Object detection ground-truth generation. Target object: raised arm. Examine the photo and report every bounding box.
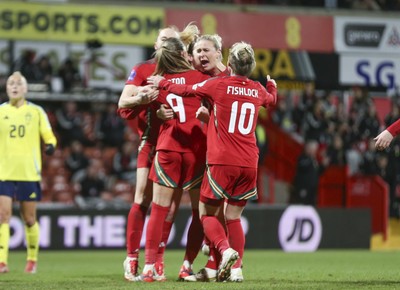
[374,130,394,151]
[265,75,278,107]
[374,118,400,150]
[387,118,400,137]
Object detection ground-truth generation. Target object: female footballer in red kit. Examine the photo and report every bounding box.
[118,23,201,281]
[149,41,277,282]
[132,37,210,282]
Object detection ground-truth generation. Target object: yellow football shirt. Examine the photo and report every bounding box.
[0,101,57,181]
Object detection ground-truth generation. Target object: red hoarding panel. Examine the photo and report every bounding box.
[347,175,388,240]
[317,166,348,208]
[166,10,333,52]
[263,121,303,183]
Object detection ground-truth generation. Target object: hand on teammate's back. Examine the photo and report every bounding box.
[147,75,165,87]
[136,85,159,105]
[157,104,174,121]
[195,106,210,123]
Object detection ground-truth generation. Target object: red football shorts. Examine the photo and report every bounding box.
[137,140,156,168]
[149,150,206,190]
[200,164,258,207]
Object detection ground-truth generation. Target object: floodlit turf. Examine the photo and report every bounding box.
[1,249,399,289]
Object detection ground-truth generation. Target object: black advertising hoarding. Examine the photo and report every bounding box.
[10,206,370,251]
[248,49,339,91]
[236,206,370,250]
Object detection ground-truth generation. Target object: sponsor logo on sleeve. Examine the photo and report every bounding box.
[127,70,136,81]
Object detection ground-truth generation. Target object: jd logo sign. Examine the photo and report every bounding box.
[278,206,322,252]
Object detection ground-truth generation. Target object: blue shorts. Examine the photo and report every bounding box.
[0,181,42,201]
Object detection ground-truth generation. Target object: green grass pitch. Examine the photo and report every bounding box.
[1,250,399,289]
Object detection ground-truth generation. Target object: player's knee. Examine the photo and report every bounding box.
[134,191,152,206]
[21,213,36,226]
[225,207,243,221]
[0,210,11,224]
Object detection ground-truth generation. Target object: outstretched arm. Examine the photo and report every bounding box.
[374,130,394,150]
[375,118,400,150]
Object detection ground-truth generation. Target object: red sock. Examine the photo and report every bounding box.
[227,219,244,268]
[201,215,229,255]
[156,220,173,263]
[205,244,220,270]
[145,203,170,264]
[204,236,211,247]
[126,203,148,257]
[183,209,204,264]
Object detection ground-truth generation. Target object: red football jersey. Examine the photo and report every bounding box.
[217,68,230,77]
[159,75,277,167]
[387,118,400,137]
[156,70,210,154]
[117,59,161,145]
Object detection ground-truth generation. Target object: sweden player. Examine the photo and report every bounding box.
[0,71,57,274]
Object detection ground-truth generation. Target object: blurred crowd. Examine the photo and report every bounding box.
[38,101,140,210]
[272,84,400,216]
[11,50,82,93]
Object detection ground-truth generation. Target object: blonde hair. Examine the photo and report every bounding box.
[196,34,223,51]
[228,41,256,77]
[159,25,179,34]
[154,38,192,75]
[179,22,200,51]
[7,71,27,85]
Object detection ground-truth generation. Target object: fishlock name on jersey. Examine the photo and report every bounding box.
[227,86,258,98]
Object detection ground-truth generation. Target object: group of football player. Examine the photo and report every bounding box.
[118,22,277,283]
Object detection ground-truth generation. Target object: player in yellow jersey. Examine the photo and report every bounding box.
[0,71,57,274]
